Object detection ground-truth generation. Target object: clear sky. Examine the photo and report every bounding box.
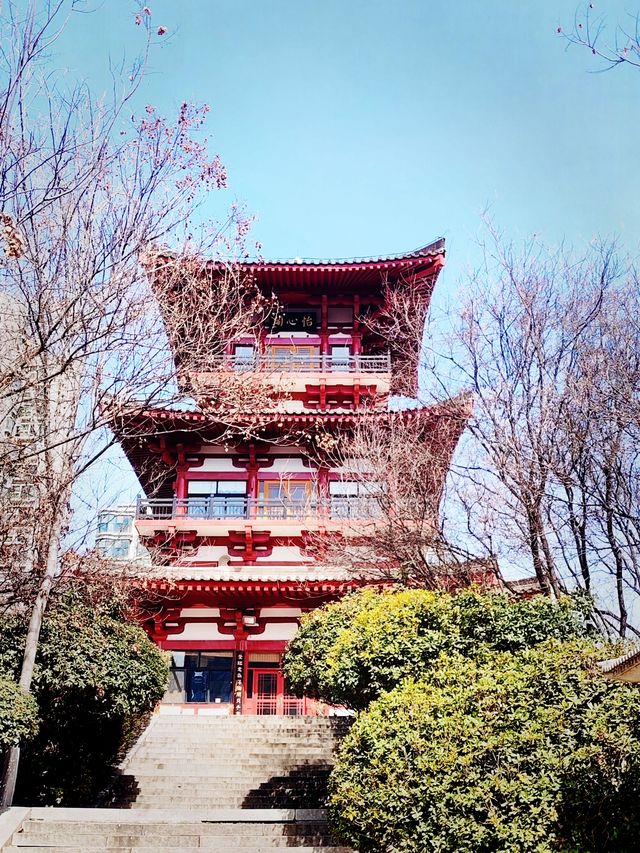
[54,0,640,511]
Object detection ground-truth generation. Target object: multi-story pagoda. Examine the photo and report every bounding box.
[109,239,469,715]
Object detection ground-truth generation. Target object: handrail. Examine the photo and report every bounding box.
[136,495,382,521]
[204,353,391,373]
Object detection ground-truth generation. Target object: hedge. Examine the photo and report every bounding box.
[283,587,589,710]
[329,641,640,853]
[0,592,168,805]
[0,677,38,751]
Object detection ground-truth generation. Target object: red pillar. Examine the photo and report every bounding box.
[352,294,361,356]
[247,443,259,518]
[175,463,188,516]
[318,463,330,518]
[320,294,329,358]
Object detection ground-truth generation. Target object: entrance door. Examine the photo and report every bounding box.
[254,669,280,715]
[247,668,305,715]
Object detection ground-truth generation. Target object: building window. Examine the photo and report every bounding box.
[330,345,351,369]
[97,513,132,534]
[96,537,131,559]
[165,651,234,704]
[267,345,319,369]
[329,480,382,518]
[327,304,353,327]
[233,344,255,368]
[187,480,247,518]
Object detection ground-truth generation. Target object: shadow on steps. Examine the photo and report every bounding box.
[241,760,333,809]
[97,772,139,808]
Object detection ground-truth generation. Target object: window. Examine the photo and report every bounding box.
[187,480,247,518]
[267,345,319,369]
[260,480,313,519]
[330,345,351,370]
[96,538,131,559]
[329,481,382,518]
[233,345,255,369]
[166,651,234,704]
[111,539,131,559]
[97,513,132,534]
[327,304,353,327]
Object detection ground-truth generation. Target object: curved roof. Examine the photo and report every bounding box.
[205,239,446,293]
[229,238,445,268]
[149,239,446,296]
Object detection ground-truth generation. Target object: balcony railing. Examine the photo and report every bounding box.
[136,496,382,522]
[205,353,391,374]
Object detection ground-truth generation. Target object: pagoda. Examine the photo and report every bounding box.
[109,238,470,715]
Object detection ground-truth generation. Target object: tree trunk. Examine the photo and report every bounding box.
[0,515,63,806]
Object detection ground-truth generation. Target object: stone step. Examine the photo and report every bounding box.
[131,741,334,748]
[10,832,336,848]
[147,725,343,728]
[3,810,351,850]
[112,772,327,783]
[2,838,350,853]
[16,821,331,838]
[128,775,331,788]
[126,741,333,764]
[125,791,328,805]
[123,761,329,772]
[117,798,324,807]
[124,764,331,774]
[117,787,329,798]
[126,802,319,810]
[119,763,328,773]
[142,733,339,739]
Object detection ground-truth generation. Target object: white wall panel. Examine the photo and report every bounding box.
[266,457,310,473]
[166,622,229,640]
[194,457,241,472]
[255,621,299,640]
[259,608,302,618]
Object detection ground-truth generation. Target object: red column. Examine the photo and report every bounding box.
[247,444,259,518]
[321,294,329,358]
[175,464,188,516]
[352,295,361,356]
[318,464,330,519]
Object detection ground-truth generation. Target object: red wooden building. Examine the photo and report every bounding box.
[110,239,469,715]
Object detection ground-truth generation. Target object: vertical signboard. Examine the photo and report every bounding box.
[233,650,245,715]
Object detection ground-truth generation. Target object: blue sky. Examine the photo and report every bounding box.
[55,0,640,511]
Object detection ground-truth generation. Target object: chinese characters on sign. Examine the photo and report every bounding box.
[234,651,244,714]
[271,311,317,333]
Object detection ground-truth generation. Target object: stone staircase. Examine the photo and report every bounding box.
[109,715,348,810]
[0,715,353,851]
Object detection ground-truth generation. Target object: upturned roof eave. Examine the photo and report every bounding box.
[148,239,445,273]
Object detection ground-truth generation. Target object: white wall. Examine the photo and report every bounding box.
[165,622,230,641]
[254,622,299,641]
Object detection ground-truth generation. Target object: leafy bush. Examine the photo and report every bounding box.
[329,641,640,853]
[0,677,38,751]
[284,587,589,709]
[0,591,168,805]
[283,589,382,703]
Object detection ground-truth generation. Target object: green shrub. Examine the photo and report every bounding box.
[0,677,38,751]
[0,592,168,805]
[329,641,640,853]
[284,586,589,710]
[283,588,383,704]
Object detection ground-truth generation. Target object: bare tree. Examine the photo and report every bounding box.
[0,1,256,803]
[439,225,640,634]
[304,397,476,588]
[560,2,640,71]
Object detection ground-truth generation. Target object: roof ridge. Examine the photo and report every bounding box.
[209,238,446,267]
